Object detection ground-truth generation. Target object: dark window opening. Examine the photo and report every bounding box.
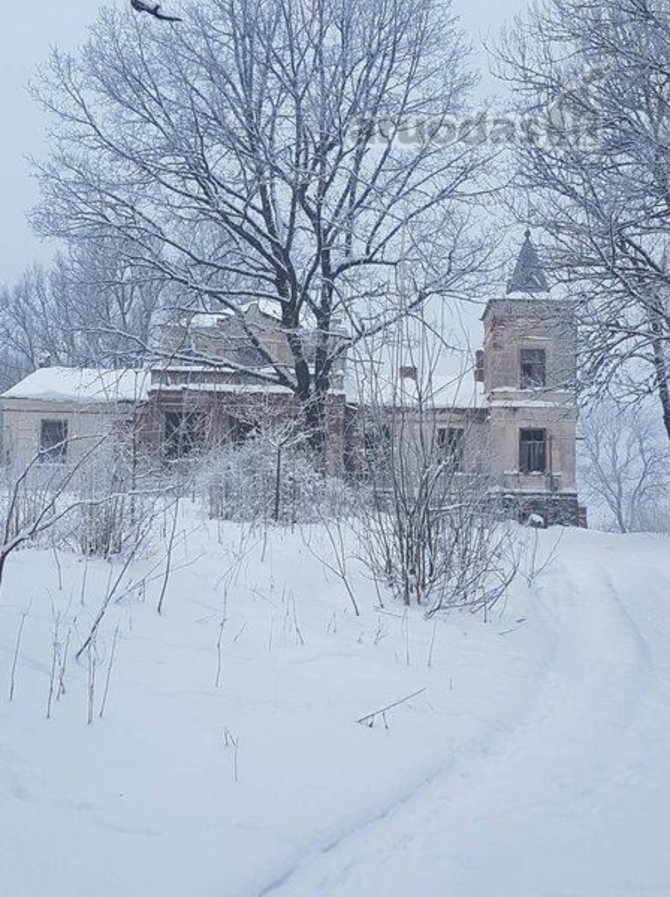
[40,419,68,463]
[236,345,266,368]
[228,416,258,446]
[437,427,465,472]
[165,411,206,460]
[520,348,546,389]
[363,424,392,463]
[343,405,358,475]
[519,428,547,473]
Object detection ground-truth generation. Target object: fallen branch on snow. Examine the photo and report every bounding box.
[356,687,428,729]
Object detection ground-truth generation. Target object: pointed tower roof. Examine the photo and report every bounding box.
[506,230,549,294]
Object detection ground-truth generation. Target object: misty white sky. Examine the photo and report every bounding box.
[0,0,526,285]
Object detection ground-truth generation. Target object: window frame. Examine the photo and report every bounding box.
[437,426,465,473]
[164,410,206,460]
[519,428,547,474]
[39,419,68,464]
[520,348,547,389]
[228,415,258,446]
[363,423,392,467]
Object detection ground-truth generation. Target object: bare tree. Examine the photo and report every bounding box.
[494,0,670,441]
[0,239,167,385]
[580,401,670,532]
[32,0,491,456]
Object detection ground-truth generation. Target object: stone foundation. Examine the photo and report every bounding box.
[500,491,582,527]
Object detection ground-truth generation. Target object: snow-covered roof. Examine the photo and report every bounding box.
[429,372,486,409]
[185,299,283,329]
[346,368,486,410]
[488,399,569,409]
[2,367,150,405]
[149,381,294,396]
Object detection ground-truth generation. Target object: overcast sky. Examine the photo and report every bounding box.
[0,0,526,285]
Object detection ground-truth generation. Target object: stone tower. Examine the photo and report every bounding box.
[481,231,580,525]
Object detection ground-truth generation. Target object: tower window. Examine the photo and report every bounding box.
[520,348,546,388]
[519,428,547,473]
[40,419,68,463]
[438,427,465,472]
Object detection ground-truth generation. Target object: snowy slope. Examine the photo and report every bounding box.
[0,518,669,897]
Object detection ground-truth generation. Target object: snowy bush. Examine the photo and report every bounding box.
[0,438,135,583]
[0,461,61,549]
[353,378,520,613]
[357,478,519,615]
[64,489,154,560]
[59,438,165,559]
[203,440,357,525]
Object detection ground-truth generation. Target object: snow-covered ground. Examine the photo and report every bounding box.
[1,514,669,897]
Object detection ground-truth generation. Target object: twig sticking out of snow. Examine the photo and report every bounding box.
[427,618,438,668]
[99,625,120,719]
[76,549,136,661]
[8,601,31,702]
[57,627,71,701]
[215,594,227,689]
[79,559,89,607]
[46,610,63,719]
[223,728,240,783]
[86,638,97,726]
[157,497,181,615]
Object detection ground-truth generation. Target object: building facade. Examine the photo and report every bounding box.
[350,230,581,525]
[0,233,582,525]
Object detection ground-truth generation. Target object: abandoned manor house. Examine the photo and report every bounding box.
[0,232,582,525]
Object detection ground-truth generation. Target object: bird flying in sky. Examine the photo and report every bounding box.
[130,0,182,22]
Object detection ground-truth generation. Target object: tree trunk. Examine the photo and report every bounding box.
[273,447,282,523]
[650,317,670,444]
